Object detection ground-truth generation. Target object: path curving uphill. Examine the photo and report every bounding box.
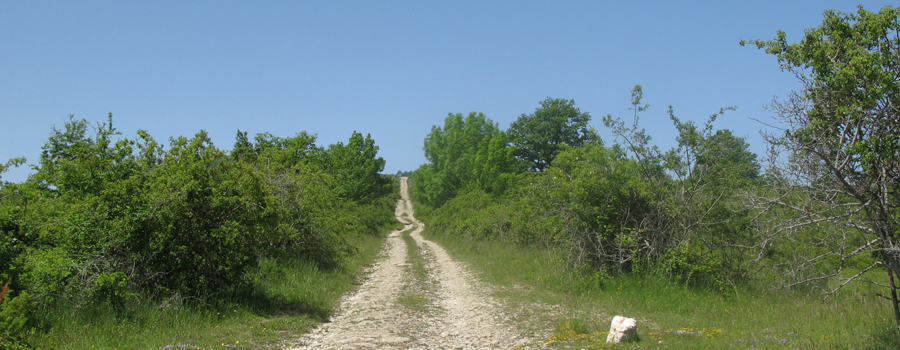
[289,177,532,349]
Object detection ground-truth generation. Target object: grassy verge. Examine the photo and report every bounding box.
[396,226,433,312]
[25,223,401,350]
[423,230,900,349]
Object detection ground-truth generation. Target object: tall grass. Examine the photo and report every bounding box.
[425,230,900,349]
[25,224,397,350]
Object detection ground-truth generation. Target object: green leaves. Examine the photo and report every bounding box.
[417,87,760,292]
[0,289,32,349]
[747,5,900,174]
[742,6,900,319]
[416,112,515,207]
[508,98,600,172]
[1,114,398,311]
[0,158,25,184]
[323,131,388,202]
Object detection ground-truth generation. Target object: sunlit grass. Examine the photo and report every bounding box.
[25,224,397,350]
[396,223,436,312]
[424,229,900,349]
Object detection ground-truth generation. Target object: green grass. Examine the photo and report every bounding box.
[24,224,398,350]
[424,230,900,349]
[396,224,434,312]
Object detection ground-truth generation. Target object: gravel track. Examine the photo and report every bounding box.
[289,177,532,349]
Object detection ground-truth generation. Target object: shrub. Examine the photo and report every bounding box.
[0,282,33,350]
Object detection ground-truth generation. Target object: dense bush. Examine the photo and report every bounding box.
[0,114,399,343]
[413,112,517,207]
[0,287,33,350]
[413,93,762,292]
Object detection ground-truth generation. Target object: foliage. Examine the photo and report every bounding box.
[742,4,900,332]
[0,114,399,343]
[414,112,516,207]
[241,131,319,167]
[414,87,761,294]
[321,131,390,202]
[0,183,28,292]
[509,98,600,172]
[23,228,392,350]
[32,114,137,196]
[0,284,33,350]
[662,108,760,288]
[422,187,545,246]
[600,90,760,289]
[534,142,659,273]
[21,124,285,301]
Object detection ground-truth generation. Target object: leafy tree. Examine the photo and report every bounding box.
[0,286,32,350]
[603,87,760,290]
[509,98,599,171]
[322,131,388,202]
[231,130,255,162]
[743,5,900,334]
[0,158,27,290]
[415,112,515,207]
[537,142,658,273]
[135,131,276,296]
[663,107,760,288]
[696,129,760,186]
[33,114,139,196]
[18,116,395,304]
[471,130,517,194]
[250,131,320,168]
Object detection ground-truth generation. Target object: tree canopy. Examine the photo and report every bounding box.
[744,4,900,335]
[323,131,389,201]
[508,98,599,171]
[414,112,515,207]
[0,114,399,323]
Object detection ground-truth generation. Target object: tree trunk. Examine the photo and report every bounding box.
[888,261,900,338]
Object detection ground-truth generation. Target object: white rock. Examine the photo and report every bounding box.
[606,315,637,343]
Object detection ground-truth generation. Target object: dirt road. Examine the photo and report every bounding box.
[289,177,533,349]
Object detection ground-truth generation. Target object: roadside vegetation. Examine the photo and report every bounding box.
[0,118,399,349]
[412,5,900,348]
[424,225,896,349]
[1,4,897,349]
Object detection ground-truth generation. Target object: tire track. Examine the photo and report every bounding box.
[289,177,531,349]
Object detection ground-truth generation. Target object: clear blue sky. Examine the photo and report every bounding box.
[1,1,894,182]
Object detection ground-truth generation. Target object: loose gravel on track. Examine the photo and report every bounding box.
[289,177,535,349]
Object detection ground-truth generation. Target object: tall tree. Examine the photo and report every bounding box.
[508,98,599,171]
[323,131,387,201]
[415,112,514,207]
[743,5,900,335]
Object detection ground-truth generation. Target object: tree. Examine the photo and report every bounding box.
[231,130,255,162]
[323,131,388,201]
[743,5,900,335]
[662,108,760,288]
[250,131,320,168]
[415,112,515,207]
[509,98,599,171]
[34,114,139,196]
[603,87,759,290]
